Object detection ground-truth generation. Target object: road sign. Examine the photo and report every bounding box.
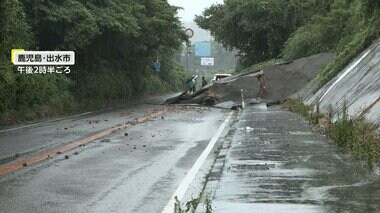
[154,60,161,72]
[195,42,211,57]
[185,28,194,38]
[201,57,214,66]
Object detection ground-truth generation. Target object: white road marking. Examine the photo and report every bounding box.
[161,111,234,213]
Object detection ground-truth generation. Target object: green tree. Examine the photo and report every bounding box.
[1,0,187,123]
[0,0,33,112]
[195,0,333,66]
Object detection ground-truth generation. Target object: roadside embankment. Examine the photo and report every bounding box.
[288,38,380,168]
[298,38,380,126]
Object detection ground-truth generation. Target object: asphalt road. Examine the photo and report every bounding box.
[201,104,380,213]
[3,101,379,213]
[0,103,230,212]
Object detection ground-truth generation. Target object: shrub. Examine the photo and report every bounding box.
[285,99,380,170]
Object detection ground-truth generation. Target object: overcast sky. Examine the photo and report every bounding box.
[168,0,224,22]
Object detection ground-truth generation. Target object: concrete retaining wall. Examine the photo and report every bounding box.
[304,39,380,125]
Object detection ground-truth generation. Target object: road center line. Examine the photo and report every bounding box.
[162,111,234,213]
[0,108,169,176]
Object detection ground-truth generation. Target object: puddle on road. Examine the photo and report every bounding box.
[287,131,314,135]
[231,163,276,171]
[213,202,322,213]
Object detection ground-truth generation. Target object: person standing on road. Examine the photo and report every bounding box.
[191,76,197,93]
[202,76,207,87]
[186,75,198,94]
[256,71,267,99]
[186,77,194,93]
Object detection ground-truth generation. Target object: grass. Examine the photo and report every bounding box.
[284,99,380,170]
[174,194,213,213]
[0,82,173,127]
[283,99,322,125]
[328,102,380,169]
[317,32,379,87]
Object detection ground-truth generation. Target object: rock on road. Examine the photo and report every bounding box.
[0,102,230,212]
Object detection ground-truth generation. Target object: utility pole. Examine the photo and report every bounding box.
[186,42,191,72]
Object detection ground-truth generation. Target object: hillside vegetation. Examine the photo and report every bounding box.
[195,0,380,85]
[0,0,187,124]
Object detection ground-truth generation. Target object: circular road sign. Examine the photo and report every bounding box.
[185,28,194,38]
[154,61,161,72]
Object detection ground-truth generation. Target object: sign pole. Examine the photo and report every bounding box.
[186,44,189,72]
[184,28,194,73]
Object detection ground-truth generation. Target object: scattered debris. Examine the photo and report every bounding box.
[120,112,131,117]
[101,139,111,143]
[246,127,254,132]
[231,104,243,110]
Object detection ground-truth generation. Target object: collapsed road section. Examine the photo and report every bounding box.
[165,53,335,108]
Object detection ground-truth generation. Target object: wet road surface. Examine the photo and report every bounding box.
[0,103,229,212]
[2,101,380,213]
[204,104,380,213]
[0,104,162,166]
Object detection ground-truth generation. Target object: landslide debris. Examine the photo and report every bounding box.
[166,53,335,106]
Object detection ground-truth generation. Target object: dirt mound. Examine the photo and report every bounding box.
[166,53,335,106]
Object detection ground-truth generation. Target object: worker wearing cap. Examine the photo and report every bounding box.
[256,71,267,99]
